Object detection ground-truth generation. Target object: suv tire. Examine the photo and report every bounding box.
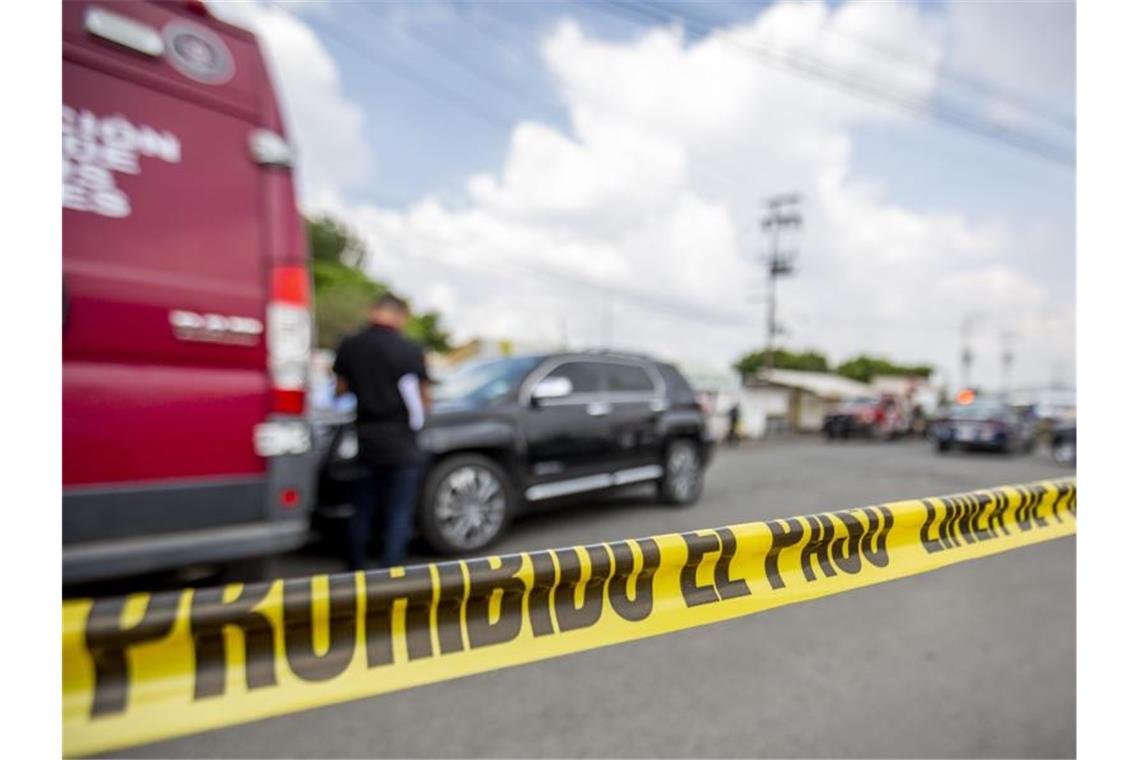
[657,438,703,505]
[419,453,515,555]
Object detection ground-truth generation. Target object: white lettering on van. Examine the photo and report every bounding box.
[62,105,181,218]
[170,309,264,346]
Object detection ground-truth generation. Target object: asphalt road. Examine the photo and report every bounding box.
[116,438,1076,758]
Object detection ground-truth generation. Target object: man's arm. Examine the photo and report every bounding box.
[414,347,432,415]
[332,338,351,398]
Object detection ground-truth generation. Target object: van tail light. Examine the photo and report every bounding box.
[268,266,312,415]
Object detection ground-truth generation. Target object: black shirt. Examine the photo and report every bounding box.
[333,324,429,466]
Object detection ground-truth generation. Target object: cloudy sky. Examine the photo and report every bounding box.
[211,0,1074,390]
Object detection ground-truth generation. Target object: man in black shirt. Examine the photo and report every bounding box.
[333,293,431,570]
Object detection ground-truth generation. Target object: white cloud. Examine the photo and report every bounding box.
[244,0,1072,389]
[207,0,372,207]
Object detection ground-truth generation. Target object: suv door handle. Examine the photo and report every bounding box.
[586,401,612,417]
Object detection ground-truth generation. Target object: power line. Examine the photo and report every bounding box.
[270,3,1059,356]
[272,2,517,134]
[479,0,1073,187]
[351,2,755,200]
[264,3,758,329]
[469,2,775,198]
[823,24,1074,134]
[351,0,796,231]
[613,0,1075,164]
[591,0,1074,168]
[648,0,1074,134]
[357,3,550,120]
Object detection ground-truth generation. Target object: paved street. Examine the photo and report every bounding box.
[118,438,1075,758]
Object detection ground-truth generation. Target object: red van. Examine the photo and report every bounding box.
[63,1,314,583]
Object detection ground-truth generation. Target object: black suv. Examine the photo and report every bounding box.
[315,351,714,555]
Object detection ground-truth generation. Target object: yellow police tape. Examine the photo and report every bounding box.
[63,478,1075,756]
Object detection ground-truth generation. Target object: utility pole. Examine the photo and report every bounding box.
[1000,330,1015,397]
[602,290,614,348]
[760,194,801,374]
[960,319,974,391]
[960,312,983,391]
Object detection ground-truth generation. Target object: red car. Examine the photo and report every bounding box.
[822,396,907,441]
[63,1,314,583]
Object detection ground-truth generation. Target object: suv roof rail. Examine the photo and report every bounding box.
[579,347,657,361]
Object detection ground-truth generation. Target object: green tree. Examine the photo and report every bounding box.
[306,216,451,351]
[835,355,932,383]
[310,258,385,349]
[733,347,830,378]
[406,310,450,353]
[307,214,367,268]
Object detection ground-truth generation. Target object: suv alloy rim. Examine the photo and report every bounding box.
[433,466,507,549]
[668,444,699,500]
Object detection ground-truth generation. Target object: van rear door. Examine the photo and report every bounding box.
[62,1,307,557]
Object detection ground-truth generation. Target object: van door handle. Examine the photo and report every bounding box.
[586,402,612,417]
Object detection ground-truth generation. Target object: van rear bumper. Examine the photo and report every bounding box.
[63,519,309,585]
[63,445,317,585]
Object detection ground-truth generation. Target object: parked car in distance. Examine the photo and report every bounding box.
[822,396,907,440]
[63,1,314,584]
[929,399,1036,454]
[316,351,715,555]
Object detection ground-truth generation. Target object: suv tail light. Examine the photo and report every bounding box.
[268,266,312,414]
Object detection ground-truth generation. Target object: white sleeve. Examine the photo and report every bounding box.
[397,372,424,431]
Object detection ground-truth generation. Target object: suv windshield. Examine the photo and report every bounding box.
[434,356,542,403]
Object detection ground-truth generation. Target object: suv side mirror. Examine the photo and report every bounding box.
[531,376,573,406]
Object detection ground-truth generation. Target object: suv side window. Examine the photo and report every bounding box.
[605,362,656,394]
[545,361,606,395]
[656,363,697,403]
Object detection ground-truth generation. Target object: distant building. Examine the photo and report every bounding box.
[744,369,875,434]
[679,365,878,439]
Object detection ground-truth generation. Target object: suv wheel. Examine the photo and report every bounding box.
[420,454,514,555]
[658,438,703,505]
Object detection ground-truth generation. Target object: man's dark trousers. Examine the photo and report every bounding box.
[348,463,423,570]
